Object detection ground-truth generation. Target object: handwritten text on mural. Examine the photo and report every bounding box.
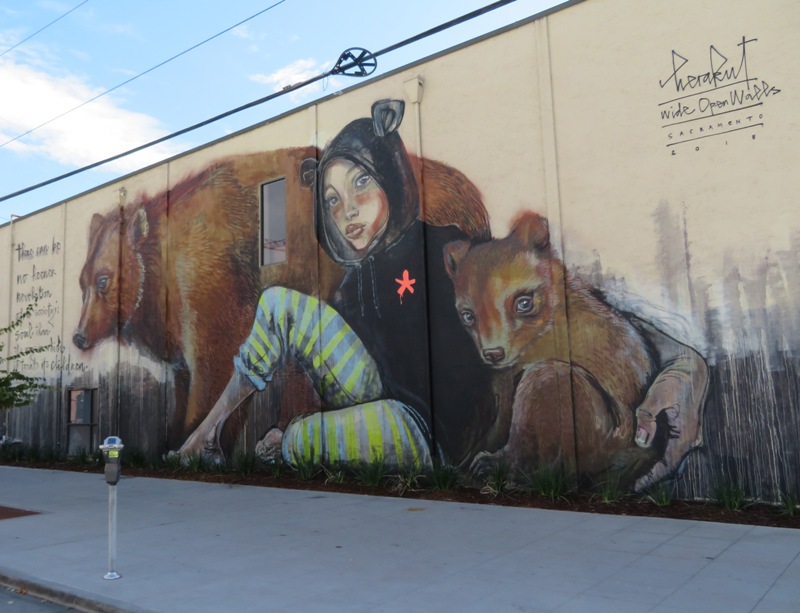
[12,237,87,375]
[658,36,782,151]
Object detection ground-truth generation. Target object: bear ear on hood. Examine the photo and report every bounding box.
[300,157,318,189]
[89,213,106,242]
[443,240,471,281]
[372,99,405,137]
[125,208,149,248]
[510,211,551,252]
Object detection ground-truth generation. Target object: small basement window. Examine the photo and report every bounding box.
[261,178,287,266]
[66,388,96,456]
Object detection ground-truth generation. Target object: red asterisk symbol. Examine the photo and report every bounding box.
[395,269,416,303]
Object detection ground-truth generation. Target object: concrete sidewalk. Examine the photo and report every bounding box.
[0,466,798,613]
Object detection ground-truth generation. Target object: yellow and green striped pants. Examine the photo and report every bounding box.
[234,287,431,471]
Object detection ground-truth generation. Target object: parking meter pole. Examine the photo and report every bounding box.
[105,484,120,580]
[99,436,123,580]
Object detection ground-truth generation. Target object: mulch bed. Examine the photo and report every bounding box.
[4,460,798,530]
[0,505,38,521]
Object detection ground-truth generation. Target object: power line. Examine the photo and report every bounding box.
[0,0,288,152]
[0,0,518,205]
[0,0,89,59]
[372,0,515,60]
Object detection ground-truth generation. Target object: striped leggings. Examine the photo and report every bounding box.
[234,287,432,470]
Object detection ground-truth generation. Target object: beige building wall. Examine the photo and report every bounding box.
[1,0,797,498]
[547,0,797,345]
[0,224,9,358]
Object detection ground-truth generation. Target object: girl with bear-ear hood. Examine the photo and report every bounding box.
[174,99,492,469]
[314,98,418,267]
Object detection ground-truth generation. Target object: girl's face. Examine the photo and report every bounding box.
[323,159,390,253]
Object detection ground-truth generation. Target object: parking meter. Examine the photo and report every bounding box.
[99,436,123,579]
[100,436,124,486]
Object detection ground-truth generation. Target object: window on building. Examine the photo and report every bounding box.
[67,388,96,456]
[261,178,287,266]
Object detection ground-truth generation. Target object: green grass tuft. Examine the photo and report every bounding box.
[778,490,798,516]
[525,465,570,502]
[323,464,347,484]
[594,472,624,504]
[124,447,147,468]
[481,462,511,497]
[73,447,90,466]
[356,458,388,487]
[388,462,425,496]
[714,483,749,511]
[642,481,674,507]
[429,461,460,491]
[233,450,258,476]
[24,444,41,463]
[294,458,320,481]
[186,452,208,474]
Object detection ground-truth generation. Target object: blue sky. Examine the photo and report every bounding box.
[0,0,563,221]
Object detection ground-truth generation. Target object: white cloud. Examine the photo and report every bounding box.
[0,58,183,173]
[250,58,319,88]
[68,48,91,62]
[0,27,24,48]
[231,26,264,54]
[249,58,341,102]
[231,24,253,40]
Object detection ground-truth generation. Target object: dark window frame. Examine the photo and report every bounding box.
[260,177,287,267]
[65,387,97,457]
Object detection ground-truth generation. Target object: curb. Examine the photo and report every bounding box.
[0,570,143,613]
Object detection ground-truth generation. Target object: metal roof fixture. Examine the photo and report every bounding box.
[331,48,378,77]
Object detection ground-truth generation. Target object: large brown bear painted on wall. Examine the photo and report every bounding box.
[73,148,322,447]
[73,146,491,452]
[444,211,708,490]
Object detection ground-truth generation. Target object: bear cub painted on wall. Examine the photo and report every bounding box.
[444,211,666,488]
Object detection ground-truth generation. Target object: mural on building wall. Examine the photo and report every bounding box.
[67,98,712,492]
[71,148,330,448]
[174,100,495,471]
[73,159,262,448]
[571,199,800,501]
[0,4,793,506]
[443,212,708,491]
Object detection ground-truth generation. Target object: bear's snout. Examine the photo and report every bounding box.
[482,347,506,365]
[73,332,89,350]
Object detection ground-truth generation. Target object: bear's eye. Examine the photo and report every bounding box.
[514,293,534,314]
[96,276,109,292]
[460,310,476,327]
